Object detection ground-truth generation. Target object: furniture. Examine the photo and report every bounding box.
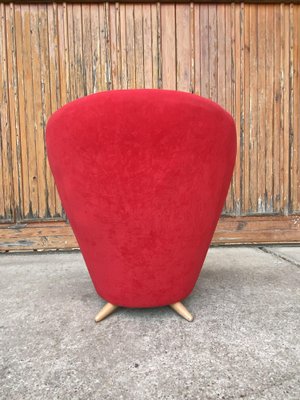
[46,89,236,322]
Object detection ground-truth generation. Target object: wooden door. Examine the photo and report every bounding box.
[0,1,299,251]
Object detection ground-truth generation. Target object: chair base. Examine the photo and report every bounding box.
[95,301,194,323]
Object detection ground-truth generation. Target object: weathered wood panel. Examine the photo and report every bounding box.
[1,216,299,252]
[0,2,299,249]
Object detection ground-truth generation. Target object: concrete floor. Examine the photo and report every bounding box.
[0,246,299,400]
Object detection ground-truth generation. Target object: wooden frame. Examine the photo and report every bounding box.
[1,216,299,252]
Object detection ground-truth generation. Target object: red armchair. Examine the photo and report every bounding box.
[46,89,236,322]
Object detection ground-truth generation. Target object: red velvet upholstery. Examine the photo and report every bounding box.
[46,89,236,307]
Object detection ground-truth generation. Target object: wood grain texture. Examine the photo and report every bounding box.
[0,2,299,249]
[1,216,299,252]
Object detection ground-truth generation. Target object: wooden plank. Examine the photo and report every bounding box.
[224,4,234,212]
[104,2,112,90]
[67,4,76,99]
[239,2,245,214]
[125,4,135,88]
[161,4,176,89]
[0,222,79,251]
[243,3,250,213]
[1,216,299,252]
[151,3,160,88]
[190,3,195,93]
[22,4,39,218]
[217,4,226,108]
[176,3,191,92]
[199,4,209,97]
[109,3,120,90]
[214,215,300,244]
[5,3,22,222]
[291,5,300,212]
[30,4,46,218]
[194,4,200,95]
[0,3,14,222]
[142,4,153,88]
[119,3,128,89]
[98,4,111,91]
[13,4,29,219]
[39,4,60,218]
[82,4,93,94]
[73,4,85,96]
[208,3,217,101]
[234,3,241,215]
[90,3,101,93]
[265,5,274,213]
[257,4,266,213]
[134,4,144,88]
[273,4,281,213]
[249,4,258,213]
[57,3,69,105]
[282,4,290,215]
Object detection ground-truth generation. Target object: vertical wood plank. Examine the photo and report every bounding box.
[47,3,63,216]
[109,3,120,90]
[5,3,22,221]
[143,4,152,88]
[30,5,45,217]
[125,4,135,89]
[57,3,69,105]
[243,3,250,213]
[82,4,93,94]
[176,3,191,92]
[224,4,234,212]
[119,3,127,89]
[98,3,108,91]
[240,2,245,214]
[194,4,200,95]
[273,4,281,213]
[151,3,160,88]
[257,5,266,213]
[265,5,274,212]
[217,4,226,108]
[208,4,217,101]
[161,4,176,89]
[291,5,300,212]
[39,4,58,218]
[249,4,258,212]
[0,3,14,221]
[277,4,290,215]
[73,4,84,96]
[199,4,209,98]
[90,4,101,93]
[233,3,241,215]
[134,4,144,88]
[22,5,39,218]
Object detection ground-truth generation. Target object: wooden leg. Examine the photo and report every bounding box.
[169,302,194,322]
[95,303,118,322]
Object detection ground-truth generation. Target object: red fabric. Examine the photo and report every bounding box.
[46,89,236,307]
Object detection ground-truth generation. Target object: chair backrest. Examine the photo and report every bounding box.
[46,89,236,308]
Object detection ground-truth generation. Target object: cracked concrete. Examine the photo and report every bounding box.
[0,246,299,400]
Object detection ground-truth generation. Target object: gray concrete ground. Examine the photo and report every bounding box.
[0,246,299,400]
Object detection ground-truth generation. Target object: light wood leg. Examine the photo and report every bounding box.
[169,302,194,322]
[95,303,118,322]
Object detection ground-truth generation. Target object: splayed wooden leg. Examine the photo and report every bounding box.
[95,303,118,322]
[169,302,194,322]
